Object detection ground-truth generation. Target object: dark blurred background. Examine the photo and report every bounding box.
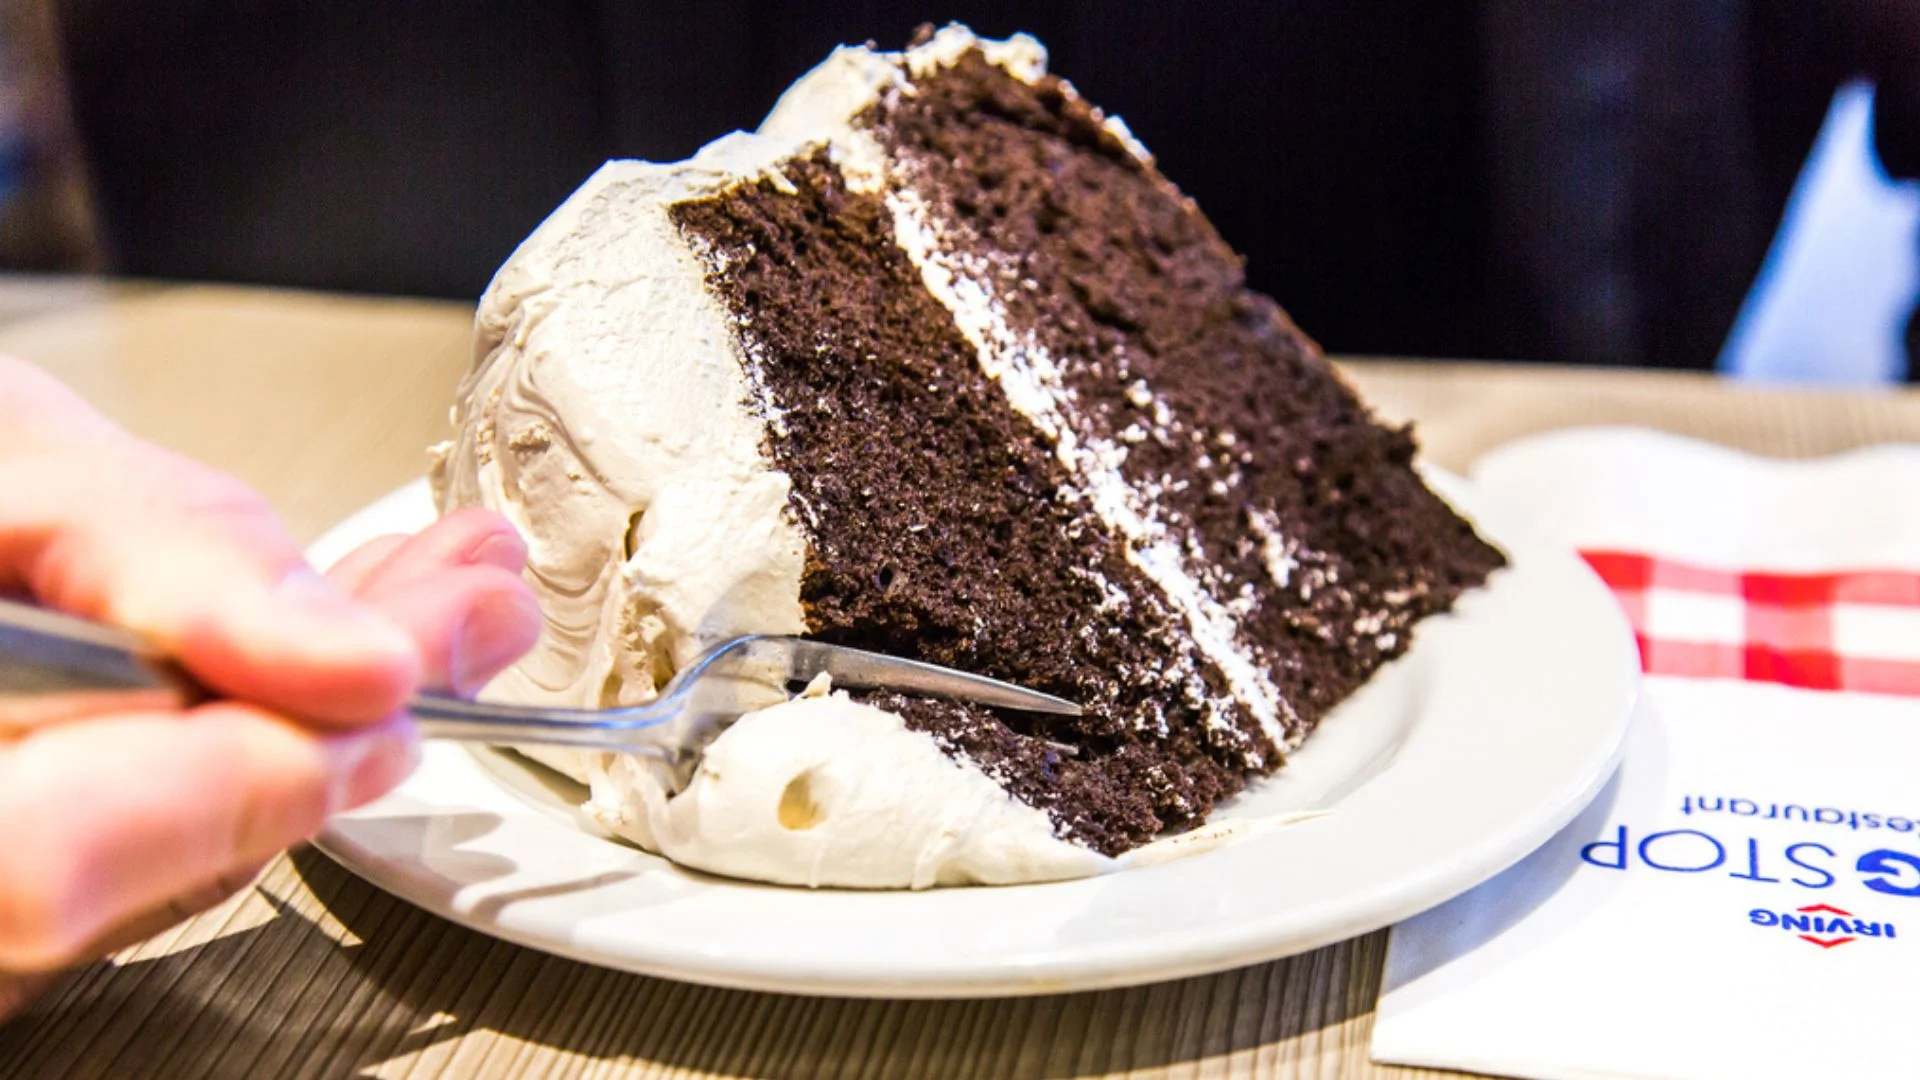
[1,1,1916,373]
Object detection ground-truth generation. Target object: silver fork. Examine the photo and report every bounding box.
[0,597,1080,776]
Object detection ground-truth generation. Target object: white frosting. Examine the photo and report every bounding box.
[432,137,816,710]
[527,688,1315,888]
[581,691,1112,888]
[435,26,1290,889]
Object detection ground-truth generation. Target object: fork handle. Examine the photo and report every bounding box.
[0,598,662,752]
[405,693,678,758]
[0,598,200,731]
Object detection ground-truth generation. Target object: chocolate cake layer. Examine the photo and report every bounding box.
[863,49,1505,734]
[669,43,1503,857]
[673,153,1249,854]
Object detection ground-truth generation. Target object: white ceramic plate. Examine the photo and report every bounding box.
[308,472,1637,997]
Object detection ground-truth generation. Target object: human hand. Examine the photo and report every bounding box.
[0,357,540,1018]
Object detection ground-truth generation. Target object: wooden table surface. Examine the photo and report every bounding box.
[2,278,1918,1079]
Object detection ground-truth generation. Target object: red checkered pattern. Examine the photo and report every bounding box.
[1580,551,1920,697]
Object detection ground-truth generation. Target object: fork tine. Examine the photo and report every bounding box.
[773,638,1083,716]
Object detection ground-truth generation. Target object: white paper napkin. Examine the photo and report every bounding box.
[1372,427,1920,1080]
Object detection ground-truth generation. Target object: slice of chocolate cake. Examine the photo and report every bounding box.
[431,25,1503,888]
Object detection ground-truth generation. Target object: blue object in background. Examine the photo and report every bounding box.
[1719,82,1920,384]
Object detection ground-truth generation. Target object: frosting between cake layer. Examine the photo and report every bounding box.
[875,185,1294,749]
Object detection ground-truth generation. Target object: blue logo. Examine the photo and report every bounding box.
[1748,904,1897,949]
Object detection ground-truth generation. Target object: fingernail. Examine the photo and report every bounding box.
[465,529,528,571]
[450,590,540,697]
[276,569,416,662]
[324,722,421,814]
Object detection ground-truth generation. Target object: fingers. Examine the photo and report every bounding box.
[0,860,267,1022]
[357,565,542,696]
[0,363,419,727]
[320,533,409,595]
[329,510,538,696]
[68,859,271,963]
[0,703,416,973]
[0,363,544,995]
[323,509,527,601]
[359,508,529,582]
[0,858,268,1022]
